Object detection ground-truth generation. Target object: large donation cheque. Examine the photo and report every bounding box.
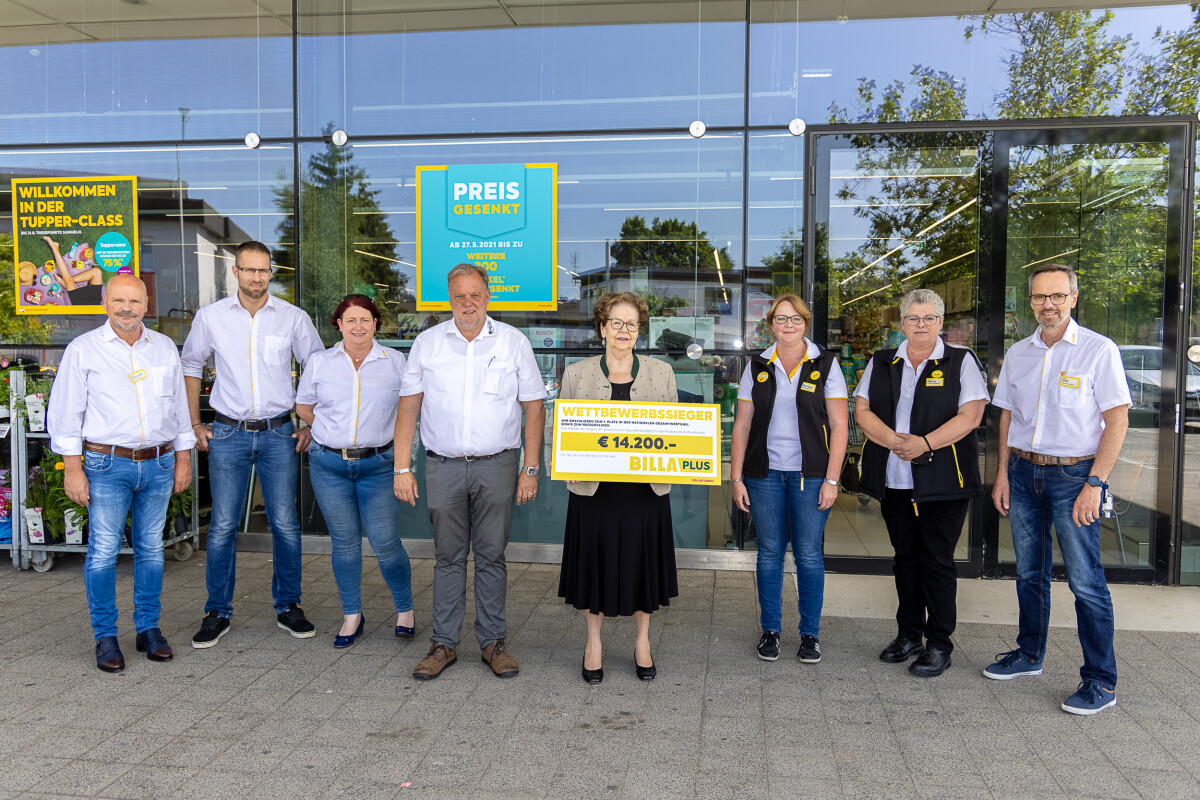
[552,400,722,486]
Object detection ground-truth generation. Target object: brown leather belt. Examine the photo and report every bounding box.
[1014,449,1095,466]
[85,441,174,461]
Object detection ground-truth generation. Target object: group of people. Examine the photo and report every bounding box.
[46,241,1129,715]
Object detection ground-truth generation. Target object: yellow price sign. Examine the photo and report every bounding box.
[552,398,722,485]
[559,432,712,456]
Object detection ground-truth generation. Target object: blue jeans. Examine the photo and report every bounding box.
[83,450,175,639]
[204,421,302,617]
[308,444,413,616]
[1007,454,1117,689]
[744,470,830,637]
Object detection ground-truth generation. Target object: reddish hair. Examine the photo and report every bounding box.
[331,294,381,328]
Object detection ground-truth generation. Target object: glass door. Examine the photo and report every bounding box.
[811,130,989,575]
[990,125,1189,583]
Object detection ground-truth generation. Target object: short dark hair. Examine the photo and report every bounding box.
[593,292,649,338]
[331,294,381,327]
[234,240,271,265]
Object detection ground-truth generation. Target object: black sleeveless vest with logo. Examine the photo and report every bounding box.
[743,346,838,480]
[859,343,984,503]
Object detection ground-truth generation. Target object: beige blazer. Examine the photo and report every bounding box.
[558,354,678,497]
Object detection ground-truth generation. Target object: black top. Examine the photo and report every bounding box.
[610,380,633,401]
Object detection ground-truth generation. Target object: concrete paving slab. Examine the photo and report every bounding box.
[4,552,1200,800]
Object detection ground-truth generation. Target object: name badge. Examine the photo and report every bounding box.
[129,369,147,383]
[800,382,817,393]
[1060,374,1080,389]
[925,378,944,387]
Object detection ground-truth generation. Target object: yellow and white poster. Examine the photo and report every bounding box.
[551,399,722,486]
[11,175,139,315]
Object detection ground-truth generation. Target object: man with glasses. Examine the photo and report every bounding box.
[988,263,1130,715]
[394,263,546,680]
[182,240,324,648]
[855,288,988,678]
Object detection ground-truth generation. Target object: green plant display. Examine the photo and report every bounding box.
[25,452,88,543]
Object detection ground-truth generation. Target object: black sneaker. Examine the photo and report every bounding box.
[191,611,231,649]
[797,634,821,663]
[276,603,316,638]
[756,631,780,661]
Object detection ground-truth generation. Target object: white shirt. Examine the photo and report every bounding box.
[736,339,848,471]
[993,318,1131,457]
[48,322,197,456]
[296,341,405,449]
[854,338,989,489]
[400,316,547,457]
[180,294,324,420]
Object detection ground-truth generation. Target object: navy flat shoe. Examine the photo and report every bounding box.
[135,627,173,661]
[394,619,415,638]
[334,615,365,649]
[95,636,125,672]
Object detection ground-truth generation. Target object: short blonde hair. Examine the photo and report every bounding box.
[766,294,811,327]
[593,292,649,338]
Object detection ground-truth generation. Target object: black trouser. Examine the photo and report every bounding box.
[879,489,970,652]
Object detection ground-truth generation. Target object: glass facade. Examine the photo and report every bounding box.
[1,1,1198,582]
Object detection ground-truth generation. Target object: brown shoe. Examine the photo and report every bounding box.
[481,639,519,678]
[413,643,457,680]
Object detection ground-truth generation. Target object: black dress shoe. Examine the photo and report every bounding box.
[135,628,173,661]
[909,645,952,677]
[634,655,656,681]
[95,636,125,672]
[581,658,604,684]
[879,636,923,663]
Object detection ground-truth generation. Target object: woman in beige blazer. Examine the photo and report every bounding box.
[557,292,679,684]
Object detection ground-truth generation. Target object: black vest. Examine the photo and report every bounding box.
[743,347,838,479]
[859,343,984,503]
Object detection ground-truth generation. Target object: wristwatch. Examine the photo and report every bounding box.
[823,478,838,487]
[522,465,540,478]
[1086,475,1106,488]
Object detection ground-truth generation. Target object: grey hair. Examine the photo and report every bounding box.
[900,288,945,318]
[446,262,489,288]
[1028,263,1078,294]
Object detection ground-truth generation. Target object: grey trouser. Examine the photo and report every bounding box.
[425,448,517,648]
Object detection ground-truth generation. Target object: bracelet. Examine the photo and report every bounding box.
[823,478,838,487]
[191,422,206,428]
[393,467,412,475]
[731,477,743,483]
[922,435,933,452]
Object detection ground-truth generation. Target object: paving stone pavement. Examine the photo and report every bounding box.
[2,552,1199,800]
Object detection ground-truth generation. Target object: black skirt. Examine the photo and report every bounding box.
[558,481,679,617]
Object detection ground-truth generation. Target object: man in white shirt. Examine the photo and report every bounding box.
[394,263,547,680]
[988,263,1131,715]
[181,241,324,648]
[48,275,195,672]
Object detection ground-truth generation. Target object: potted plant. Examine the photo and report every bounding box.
[26,453,88,545]
[166,485,194,537]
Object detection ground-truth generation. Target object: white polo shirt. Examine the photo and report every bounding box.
[854,338,989,489]
[296,341,405,449]
[400,316,547,458]
[993,318,1131,457]
[180,293,324,420]
[736,339,848,471]
[48,322,197,456]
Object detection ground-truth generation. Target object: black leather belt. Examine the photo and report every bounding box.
[426,450,499,462]
[325,443,393,461]
[213,411,292,432]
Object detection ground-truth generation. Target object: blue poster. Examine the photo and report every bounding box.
[415,162,558,311]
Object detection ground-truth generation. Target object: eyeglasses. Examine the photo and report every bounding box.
[236,267,272,277]
[607,319,639,331]
[1030,293,1072,305]
[772,315,805,326]
[903,315,942,327]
